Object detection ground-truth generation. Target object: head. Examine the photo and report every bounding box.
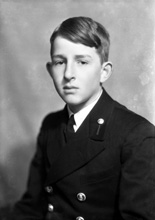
[50,16,110,64]
[47,16,112,113]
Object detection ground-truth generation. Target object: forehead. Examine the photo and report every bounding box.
[52,36,99,57]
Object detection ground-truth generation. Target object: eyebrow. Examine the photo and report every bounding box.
[52,55,65,59]
[52,54,92,59]
[75,55,92,59]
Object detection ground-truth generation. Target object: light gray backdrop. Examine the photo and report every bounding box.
[0,0,155,207]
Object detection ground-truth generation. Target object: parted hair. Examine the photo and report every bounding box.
[50,16,110,63]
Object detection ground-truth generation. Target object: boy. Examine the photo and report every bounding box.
[12,16,155,220]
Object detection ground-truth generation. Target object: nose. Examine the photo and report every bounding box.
[64,62,75,81]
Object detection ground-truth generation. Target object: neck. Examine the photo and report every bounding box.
[68,88,103,114]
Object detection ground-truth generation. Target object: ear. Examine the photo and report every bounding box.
[46,62,53,78]
[100,61,112,84]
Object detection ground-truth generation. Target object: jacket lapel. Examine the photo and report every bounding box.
[89,88,115,141]
[45,89,115,185]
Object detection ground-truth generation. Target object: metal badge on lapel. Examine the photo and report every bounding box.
[96,118,104,135]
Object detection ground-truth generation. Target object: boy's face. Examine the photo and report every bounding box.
[49,36,107,112]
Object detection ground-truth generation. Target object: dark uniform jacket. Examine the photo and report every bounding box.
[13,89,155,220]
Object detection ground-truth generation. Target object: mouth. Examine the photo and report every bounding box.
[63,85,78,92]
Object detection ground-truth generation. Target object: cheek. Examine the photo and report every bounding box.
[83,68,101,84]
[51,76,62,92]
[51,71,62,83]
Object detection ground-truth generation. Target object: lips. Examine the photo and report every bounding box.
[63,85,78,93]
[63,85,78,90]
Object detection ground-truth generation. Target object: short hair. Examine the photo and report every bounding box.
[50,16,110,62]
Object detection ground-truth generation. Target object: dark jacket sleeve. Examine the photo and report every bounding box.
[12,127,48,220]
[119,121,155,219]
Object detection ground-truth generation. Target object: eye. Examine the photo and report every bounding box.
[53,60,65,66]
[77,60,88,65]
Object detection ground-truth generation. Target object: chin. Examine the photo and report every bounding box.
[62,95,80,105]
[66,101,79,106]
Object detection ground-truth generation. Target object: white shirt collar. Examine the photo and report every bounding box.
[67,90,103,132]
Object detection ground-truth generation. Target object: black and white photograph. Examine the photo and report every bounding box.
[0,0,155,219]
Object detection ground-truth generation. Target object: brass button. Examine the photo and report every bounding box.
[97,118,104,125]
[48,204,54,212]
[77,192,86,202]
[45,186,53,193]
[76,216,84,220]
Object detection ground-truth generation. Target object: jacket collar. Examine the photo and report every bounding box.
[45,88,115,185]
[89,88,115,141]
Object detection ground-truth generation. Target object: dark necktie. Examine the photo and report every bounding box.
[67,114,75,133]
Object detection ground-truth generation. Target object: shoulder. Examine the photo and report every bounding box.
[111,99,154,136]
[100,89,154,130]
[40,107,67,131]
